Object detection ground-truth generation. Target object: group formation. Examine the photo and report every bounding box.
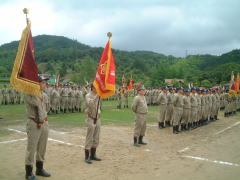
[44,84,86,114]
[0,85,24,105]
[0,84,88,114]
[154,87,240,134]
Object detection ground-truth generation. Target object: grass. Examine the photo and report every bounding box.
[0,98,159,129]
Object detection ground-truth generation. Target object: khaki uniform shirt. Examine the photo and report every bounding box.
[132,95,148,114]
[85,92,101,119]
[24,92,48,122]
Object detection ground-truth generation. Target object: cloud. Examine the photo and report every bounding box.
[0,0,240,57]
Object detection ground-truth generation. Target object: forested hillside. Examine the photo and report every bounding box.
[0,35,240,87]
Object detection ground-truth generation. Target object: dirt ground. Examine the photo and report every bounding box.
[0,113,240,180]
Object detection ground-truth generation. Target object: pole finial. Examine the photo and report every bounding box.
[23,8,30,25]
[107,32,112,39]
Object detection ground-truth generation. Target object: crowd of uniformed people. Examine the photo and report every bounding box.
[1,84,239,135]
[145,86,240,133]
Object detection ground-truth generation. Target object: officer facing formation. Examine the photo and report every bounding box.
[132,84,148,147]
[24,76,51,180]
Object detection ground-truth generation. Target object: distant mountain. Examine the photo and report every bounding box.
[0,35,239,87]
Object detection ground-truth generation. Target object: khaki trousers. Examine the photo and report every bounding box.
[190,107,198,123]
[134,113,147,137]
[173,108,183,126]
[25,119,49,165]
[165,104,174,124]
[158,104,167,123]
[182,108,190,124]
[85,118,101,150]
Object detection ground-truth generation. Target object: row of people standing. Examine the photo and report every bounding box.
[156,87,240,134]
[0,85,24,105]
[44,85,87,114]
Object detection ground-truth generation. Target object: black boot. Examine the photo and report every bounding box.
[158,122,164,129]
[36,161,51,177]
[90,148,101,161]
[139,136,147,145]
[133,137,140,147]
[173,126,179,134]
[181,124,185,131]
[85,149,92,164]
[25,165,37,180]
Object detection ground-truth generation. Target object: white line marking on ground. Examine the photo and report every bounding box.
[48,138,84,148]
[50,130,68,135]
[215,121,240,135]
[178,147,190,153]
[7,128,26,134]
[6,128,84,148]
[0,138,27,144]
[145,149,151,152]
[183,155,240,167]
[147,124,158,127]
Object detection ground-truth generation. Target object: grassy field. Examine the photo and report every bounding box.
[0,98,159,129]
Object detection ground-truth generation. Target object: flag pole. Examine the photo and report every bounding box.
[94,32,112,124]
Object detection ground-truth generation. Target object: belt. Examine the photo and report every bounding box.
[88,114,100,120]
[88,114,100,124]
[29,117,48,129]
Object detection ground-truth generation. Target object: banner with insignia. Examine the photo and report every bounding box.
[93,40,116,98]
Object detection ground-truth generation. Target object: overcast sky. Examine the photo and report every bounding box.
[0,0,240,57]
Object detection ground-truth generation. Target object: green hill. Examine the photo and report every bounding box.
[0,35,239,87]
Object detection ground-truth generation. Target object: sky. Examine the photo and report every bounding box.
[0,0,240,57]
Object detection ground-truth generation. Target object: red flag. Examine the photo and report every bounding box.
[232,73,240,92]
[93,40,116,98]
[10,23,40,96]
[237,73,240,92]
[128,76,133,91]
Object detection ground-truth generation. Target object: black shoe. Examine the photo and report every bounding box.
[133,137,140,147]
[173,126,178,134]
[85,149,92,164]
[90,148,101,161]
[181,124,185,131]
[36,161,51,177]
[158,122,164,129]
[138,136,147,145]
[25,165,37,180]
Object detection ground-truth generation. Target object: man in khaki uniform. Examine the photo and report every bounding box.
[24,76,51,180]
[75,87,83,112]
[189,87,198,129]
[60,85,69,113]
[2,85,9,105]
[84,84,101,164]
[172,87,184,134]
[132,85,148,146]
[165,87,174,126]
[123,88,129,108]
[182,89,191,131]
[51,86,60,114]
[156,87,168,128]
